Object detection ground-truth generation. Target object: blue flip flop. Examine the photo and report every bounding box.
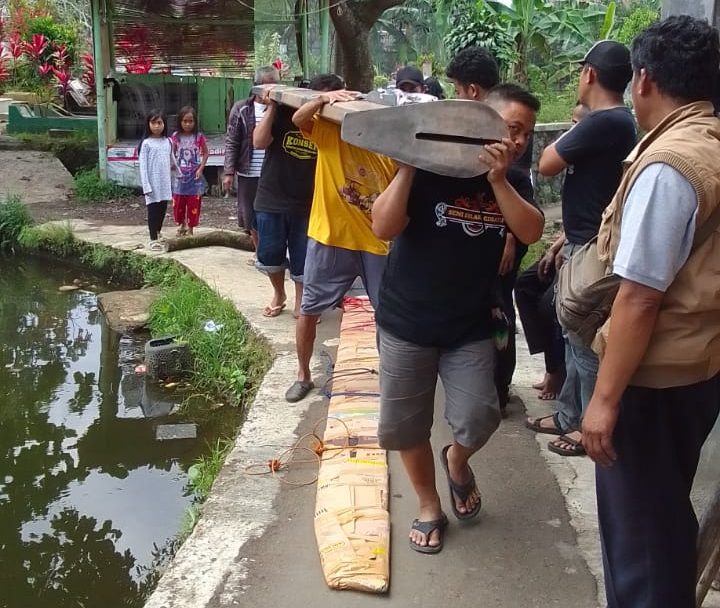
[440,444,482,521]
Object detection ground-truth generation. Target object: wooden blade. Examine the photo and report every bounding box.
[341,100,508,178]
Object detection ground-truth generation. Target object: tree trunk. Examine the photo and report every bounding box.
[330,0,404,91]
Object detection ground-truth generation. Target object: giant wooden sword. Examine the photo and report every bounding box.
[251,85,509,178]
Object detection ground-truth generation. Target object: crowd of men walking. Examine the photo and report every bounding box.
[223,15,720,608]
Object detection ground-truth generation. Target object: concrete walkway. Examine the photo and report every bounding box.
[63,218,720,608]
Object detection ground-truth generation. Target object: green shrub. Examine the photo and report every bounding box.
[0,194,34,251]
[615,4,660,45]
[22,14,79,63]
[18,222,75,256]
[72,167,135,203]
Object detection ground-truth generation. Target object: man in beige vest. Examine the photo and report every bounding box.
[582,16,720,607]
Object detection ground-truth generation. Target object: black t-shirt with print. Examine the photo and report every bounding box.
[375,168,534,348]
[555,106,636,245]
[254,105,317,214]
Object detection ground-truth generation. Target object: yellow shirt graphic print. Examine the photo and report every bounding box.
[306,119,396,255]
[282,130,317,160]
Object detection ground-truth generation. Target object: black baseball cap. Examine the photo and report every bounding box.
[579,40,632,91]
[580,40,631,73]
[396,66,424,88]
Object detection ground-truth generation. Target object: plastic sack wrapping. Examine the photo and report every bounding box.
[314,297,389,592]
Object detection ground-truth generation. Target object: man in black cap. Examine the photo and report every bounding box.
[527,40,636,456]
[395,65,426,93]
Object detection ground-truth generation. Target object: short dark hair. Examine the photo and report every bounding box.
[485,83,541,113]
[446,46,499,91]
[631,15,720,103]
[308,73,344,92]
[424,76,445,99]
[587,63,632,94]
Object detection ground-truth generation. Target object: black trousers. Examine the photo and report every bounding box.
[147,200,168,240]
[597,373,720,608]
[494,266,518,406]
[515,262,564,374]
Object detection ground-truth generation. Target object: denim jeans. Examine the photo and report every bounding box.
[255,211,309,282]
[556,332,599,431]
[555,241,600,431]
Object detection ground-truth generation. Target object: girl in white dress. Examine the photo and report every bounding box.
[138,110,174,250]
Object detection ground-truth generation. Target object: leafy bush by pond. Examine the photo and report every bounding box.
[0,194,33,252]
[72,167,136,203]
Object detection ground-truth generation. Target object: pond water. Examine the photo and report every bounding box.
[0,256,226,608]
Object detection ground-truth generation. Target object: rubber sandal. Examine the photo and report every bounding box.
[285,380,314,403]
[525,413,564,435]
[409,513,448,554]
[263,303,286,318]
[440,445,482,521]
[148,240,163,252]
[548,434,586,457]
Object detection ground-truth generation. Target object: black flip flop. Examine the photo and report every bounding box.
[409,513,448,554]
[525,413,564,435]
[440,445,482,521]
[548,434,586,457]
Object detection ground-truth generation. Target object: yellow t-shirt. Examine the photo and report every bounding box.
[305,118,396,255]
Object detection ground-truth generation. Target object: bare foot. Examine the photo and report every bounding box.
[540,370,565,400]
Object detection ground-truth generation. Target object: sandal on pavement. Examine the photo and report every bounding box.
[148,240,163,252]
[285,380,314,403]
[525,413,564,435]
[409,513,448,554]
[548,434,586,457]
[440,445,482,521]
[263,303,286,318]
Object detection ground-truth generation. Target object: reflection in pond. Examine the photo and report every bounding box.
[0,256,227,608]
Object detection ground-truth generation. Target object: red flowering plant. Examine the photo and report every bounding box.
[0,57,9,85]
[37,62,52,77]
[52,43,72,70]
[52,65,71,100]
[80,52,95,91]
[24,33,48,62]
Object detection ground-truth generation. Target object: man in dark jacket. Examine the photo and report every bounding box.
[222,66,279,252]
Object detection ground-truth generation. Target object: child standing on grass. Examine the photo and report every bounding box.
[171,106,208,236]
[139,109,174,251]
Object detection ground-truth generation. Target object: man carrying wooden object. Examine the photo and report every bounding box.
[285,87,397,403]
[371,79,544,553]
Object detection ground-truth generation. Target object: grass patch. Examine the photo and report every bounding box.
[186,438,234,501]
[0,194,34,252]
[149,272,271,406]
[72,167,136,204]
